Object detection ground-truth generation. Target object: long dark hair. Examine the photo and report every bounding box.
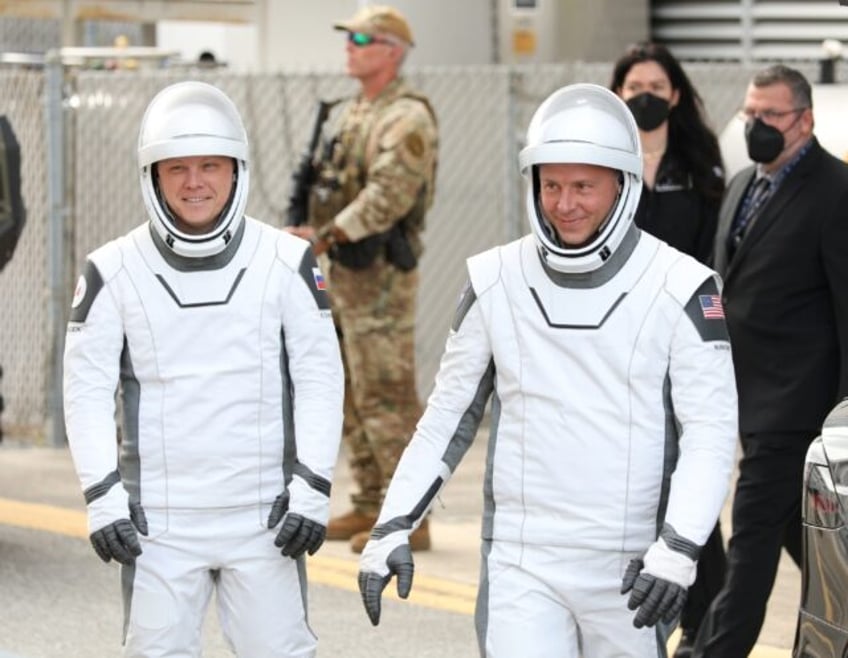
[610,42,725,201]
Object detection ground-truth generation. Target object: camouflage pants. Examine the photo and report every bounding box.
[328,257,422,514]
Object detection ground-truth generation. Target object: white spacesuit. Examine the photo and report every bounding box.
[358,84,738,657]
[63,82,344,657]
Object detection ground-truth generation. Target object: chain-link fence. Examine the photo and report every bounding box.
[0,59,795,445]
[0,69,49,442]
[0,15,144,54]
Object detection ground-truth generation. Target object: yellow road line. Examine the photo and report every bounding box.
[0,497,88,538]
[308,553,477,615]
[0,497,791,655]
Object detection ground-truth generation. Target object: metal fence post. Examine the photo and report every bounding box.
[506,67,523,241]
[44,51,66,447]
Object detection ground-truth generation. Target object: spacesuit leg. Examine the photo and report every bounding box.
[122,509,214,658]
[216,504,317,657]
[572,549,670,657]
[475,540,580,658]
[476,541,666,658]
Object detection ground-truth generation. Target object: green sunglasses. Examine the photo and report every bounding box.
[347,31,394,47]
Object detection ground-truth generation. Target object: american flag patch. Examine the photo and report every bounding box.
[312,267,327,291]
[699,294,724,320]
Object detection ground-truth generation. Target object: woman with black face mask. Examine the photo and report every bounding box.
[610,42,727,658]
[610,42,725,267]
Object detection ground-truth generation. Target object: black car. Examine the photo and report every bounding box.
[796,398,848,657]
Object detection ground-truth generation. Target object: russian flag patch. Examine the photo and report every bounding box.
[312,267,327,291]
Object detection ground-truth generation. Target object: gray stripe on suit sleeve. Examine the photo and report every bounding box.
[69,260,104,324]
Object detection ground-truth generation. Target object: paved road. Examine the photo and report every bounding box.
[0,437,799,657]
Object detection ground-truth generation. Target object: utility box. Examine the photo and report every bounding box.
[498,0,650,64]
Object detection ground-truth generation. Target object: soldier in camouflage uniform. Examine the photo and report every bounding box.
[286,5,438,553]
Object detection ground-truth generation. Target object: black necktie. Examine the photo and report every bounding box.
[728,176,771,260]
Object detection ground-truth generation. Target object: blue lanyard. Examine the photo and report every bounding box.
[733,138,814,238]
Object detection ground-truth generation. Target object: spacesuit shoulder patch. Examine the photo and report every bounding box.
[297,248,330,311]
[683,277,730,343]
[69,259,105,324]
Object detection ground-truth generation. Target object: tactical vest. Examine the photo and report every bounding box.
[307,86,437,268]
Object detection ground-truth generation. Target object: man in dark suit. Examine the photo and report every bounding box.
[692,64,848,657]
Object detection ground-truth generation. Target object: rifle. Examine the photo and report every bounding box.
[285,99,339,227]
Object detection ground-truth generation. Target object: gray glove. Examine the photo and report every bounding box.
[620,537,696,628]
[267,490,327,559]
[89,502,148,566]
[358,531,414,626]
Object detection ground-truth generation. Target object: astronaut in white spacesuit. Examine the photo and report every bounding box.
[358,83,738,657]
[63,81,344,657]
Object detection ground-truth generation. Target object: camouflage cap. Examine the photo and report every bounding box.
[333,5,414,46]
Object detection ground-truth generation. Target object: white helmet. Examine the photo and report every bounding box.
[519,83,642,274]
[138,81,250,258]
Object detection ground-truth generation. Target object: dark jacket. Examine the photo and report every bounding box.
[714,138,848,433]
[636,149,721,265]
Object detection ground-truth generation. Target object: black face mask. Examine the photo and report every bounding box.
[626,93,671,132]
[744,118,784,163]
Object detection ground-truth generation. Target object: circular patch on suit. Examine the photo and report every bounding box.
[71,275,87,309]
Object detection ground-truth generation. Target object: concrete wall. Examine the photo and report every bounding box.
[256,0,493,71]
[153,1,651,71]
